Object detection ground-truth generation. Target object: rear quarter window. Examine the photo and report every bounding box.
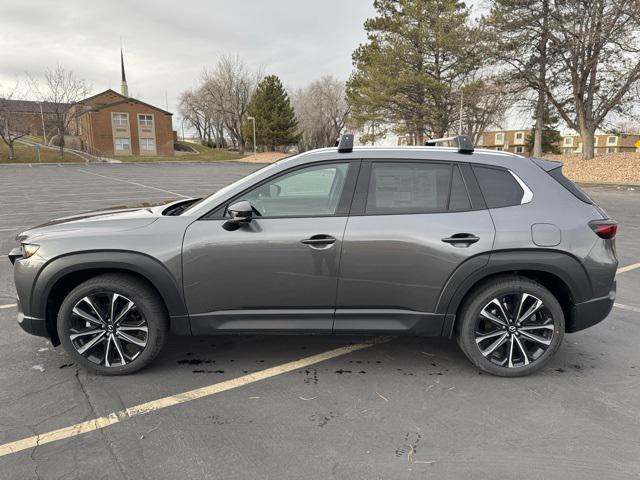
[472,166,524,208]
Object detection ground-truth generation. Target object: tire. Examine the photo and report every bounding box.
[456,275,564,377]
[57,273,169,375]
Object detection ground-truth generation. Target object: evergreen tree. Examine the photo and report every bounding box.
[346,0,482,143]
[243,75,300,151]
[524,106,561,155]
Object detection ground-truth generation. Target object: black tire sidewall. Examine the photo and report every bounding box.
[457,277,565,377]
[57,275,168,375]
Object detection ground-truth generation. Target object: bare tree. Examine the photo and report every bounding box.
[28,64,90,158]
[544,0,640,159]
[461,76,518,145]
[486,0,553,157]
[292,76,349,151]
[0,82,31,161]
[201,55,261,154]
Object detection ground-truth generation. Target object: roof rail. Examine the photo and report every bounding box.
[336,134,354,153]
[425,135,474,154]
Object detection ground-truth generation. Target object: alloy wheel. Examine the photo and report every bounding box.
[474,293,555,368]
[69,292,148,367]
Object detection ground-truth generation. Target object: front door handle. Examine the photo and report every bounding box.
[441,233,480,247]
[301,234,337,248]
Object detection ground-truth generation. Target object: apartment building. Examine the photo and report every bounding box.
[560,134,640,155]
[475,129,544,154]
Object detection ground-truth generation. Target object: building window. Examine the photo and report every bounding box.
[607,136,617,145]
[607,147,616,153]
[564,137,573,146]
[495,133,504,144]
[112,113,128,126]
[140,138,155,151]
[139,114,153,127]
[515,146,524,153]
[515,131,524,142]
[114,138,130,151]
[495,147,503,151]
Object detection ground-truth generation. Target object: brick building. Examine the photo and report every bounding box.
[75,50,174,156]
[0,99,69,137]
[560,133,640,155]
[475,129,559,154]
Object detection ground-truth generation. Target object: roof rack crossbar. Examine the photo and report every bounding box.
[425,135,474,154]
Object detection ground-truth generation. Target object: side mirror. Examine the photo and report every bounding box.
[223,201,253,230]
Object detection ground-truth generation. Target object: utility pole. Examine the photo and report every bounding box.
[39,103,47,143]
[247,116,256,158]
[458,90,464,136]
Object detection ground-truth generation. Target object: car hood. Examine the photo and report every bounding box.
[16,199,194,242]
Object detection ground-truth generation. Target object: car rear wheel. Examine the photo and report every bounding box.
[57,273,168,375]
[456,276,564,377]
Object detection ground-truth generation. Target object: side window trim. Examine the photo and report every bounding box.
[459,163,487,210]
[201,159,361,220]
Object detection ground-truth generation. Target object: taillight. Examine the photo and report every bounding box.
[589,219,618,239]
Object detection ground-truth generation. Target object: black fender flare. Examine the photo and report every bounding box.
[436,249,593,337]
[31,250,190,334]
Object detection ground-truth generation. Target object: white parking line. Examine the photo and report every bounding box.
[617,263,640,274]
[0,338,388,457]
[77,169,190,199]
[614,303,640,313]
[0,304,17,309]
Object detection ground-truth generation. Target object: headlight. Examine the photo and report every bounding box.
[22,244,40,259]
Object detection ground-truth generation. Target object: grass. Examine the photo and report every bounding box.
[0,141,81,163]
[113,142,248,162]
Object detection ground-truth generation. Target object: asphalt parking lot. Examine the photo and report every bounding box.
[0,162,639,480]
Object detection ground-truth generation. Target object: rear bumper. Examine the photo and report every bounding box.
[16,298,48,338]
[568,281,616,333]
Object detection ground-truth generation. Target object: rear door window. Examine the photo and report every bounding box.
[365,162,471,214]
[472,166,524,208]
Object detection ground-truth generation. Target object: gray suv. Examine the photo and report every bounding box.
[9,135,618,376]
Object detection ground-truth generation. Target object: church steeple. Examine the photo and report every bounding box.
[120,48,129,97]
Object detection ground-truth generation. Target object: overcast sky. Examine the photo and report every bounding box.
[0,1,378,115]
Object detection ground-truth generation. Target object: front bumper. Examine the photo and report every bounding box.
[16,298,48,338]
[568,281,616,333]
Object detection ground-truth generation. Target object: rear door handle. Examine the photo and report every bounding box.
[441,233,480,246]
[301,234,337,247]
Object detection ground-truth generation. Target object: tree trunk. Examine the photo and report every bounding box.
[58,128,65,159]
[533,0,549,158]
[8,142,15,161]
[533,90,545,157]
[581,127,595,160]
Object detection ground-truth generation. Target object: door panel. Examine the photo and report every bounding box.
[334,210,495,332]
[182,217,348,333]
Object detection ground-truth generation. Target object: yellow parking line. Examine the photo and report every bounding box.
[617,263,640,274]
[614,303,640,313]
[0,339,387,457]
[0,303,17,309]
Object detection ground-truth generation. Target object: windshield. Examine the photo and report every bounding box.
[180,161,280,215]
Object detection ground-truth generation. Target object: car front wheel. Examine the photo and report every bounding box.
[57,273,168,375]
[456,276,565,377]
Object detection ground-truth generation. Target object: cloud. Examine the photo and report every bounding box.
[0,0,376,115]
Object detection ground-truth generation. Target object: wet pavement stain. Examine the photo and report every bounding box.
[177,359,204,365]
[303,367,319,384]
[395,432,422,458]
[309,412,336,427]
[208,415,254,425]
